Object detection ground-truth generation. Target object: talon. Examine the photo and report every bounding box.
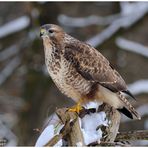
[68,105,83,114]
[68,100,83,114]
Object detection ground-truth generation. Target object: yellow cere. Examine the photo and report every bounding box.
[40,28,46,34]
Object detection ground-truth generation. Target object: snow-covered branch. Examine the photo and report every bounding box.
[116,37,148,58]
[36,78,148,145]
[0,16,30,39]
[119,2,148,28]
[86,2,148,47]
[58,2,148,29]
[86,22,120,47]
[58,2,148,48]
[58,14,120,27]
[58,2,148,30]
[35,103,121,146]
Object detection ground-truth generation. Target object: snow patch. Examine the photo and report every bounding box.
[35,102,109,146]
[35,125,54,147]
[84,101,102,109]
[35,123,63,147]
[80,111,108,145]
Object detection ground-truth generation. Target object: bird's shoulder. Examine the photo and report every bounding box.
[64,38,127,92]
[64,38,107,65]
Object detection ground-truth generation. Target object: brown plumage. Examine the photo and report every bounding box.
[40,24,141,120]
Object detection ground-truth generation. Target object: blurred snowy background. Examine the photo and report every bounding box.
[0,1,148,146]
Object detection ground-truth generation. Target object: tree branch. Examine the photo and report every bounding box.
[116,130,148,141]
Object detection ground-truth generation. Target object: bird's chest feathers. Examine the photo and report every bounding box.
[45,51,81,99]
[45,47,69,87]
[43,39,54,62]
[43,39,90,100]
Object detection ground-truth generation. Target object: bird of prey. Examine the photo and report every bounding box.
[40,24,141,120]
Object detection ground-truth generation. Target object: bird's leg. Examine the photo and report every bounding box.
[68,99,83,114]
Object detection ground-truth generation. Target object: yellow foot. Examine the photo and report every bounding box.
[68,103,83,114]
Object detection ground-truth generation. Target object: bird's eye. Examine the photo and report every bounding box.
[48,29,54,34]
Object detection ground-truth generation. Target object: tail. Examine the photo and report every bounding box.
[117,92,141,120]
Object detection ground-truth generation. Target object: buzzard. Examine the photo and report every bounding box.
[40,24,140,120]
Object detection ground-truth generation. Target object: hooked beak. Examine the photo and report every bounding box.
[40,28,47,37]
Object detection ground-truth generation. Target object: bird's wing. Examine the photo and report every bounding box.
[64,41,127,93]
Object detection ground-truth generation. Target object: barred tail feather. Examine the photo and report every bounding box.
[117,92,141,120]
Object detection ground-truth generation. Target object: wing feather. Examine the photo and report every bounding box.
[64,40,127,92]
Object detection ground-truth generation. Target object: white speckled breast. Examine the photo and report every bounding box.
[43,37,92,102]
[46,55,91,102]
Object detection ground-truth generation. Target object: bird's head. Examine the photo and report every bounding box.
[40,24,65,44]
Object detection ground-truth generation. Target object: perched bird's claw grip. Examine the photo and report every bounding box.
[68,101,83,114]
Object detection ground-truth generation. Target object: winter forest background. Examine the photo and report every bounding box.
[0,2,148,146]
